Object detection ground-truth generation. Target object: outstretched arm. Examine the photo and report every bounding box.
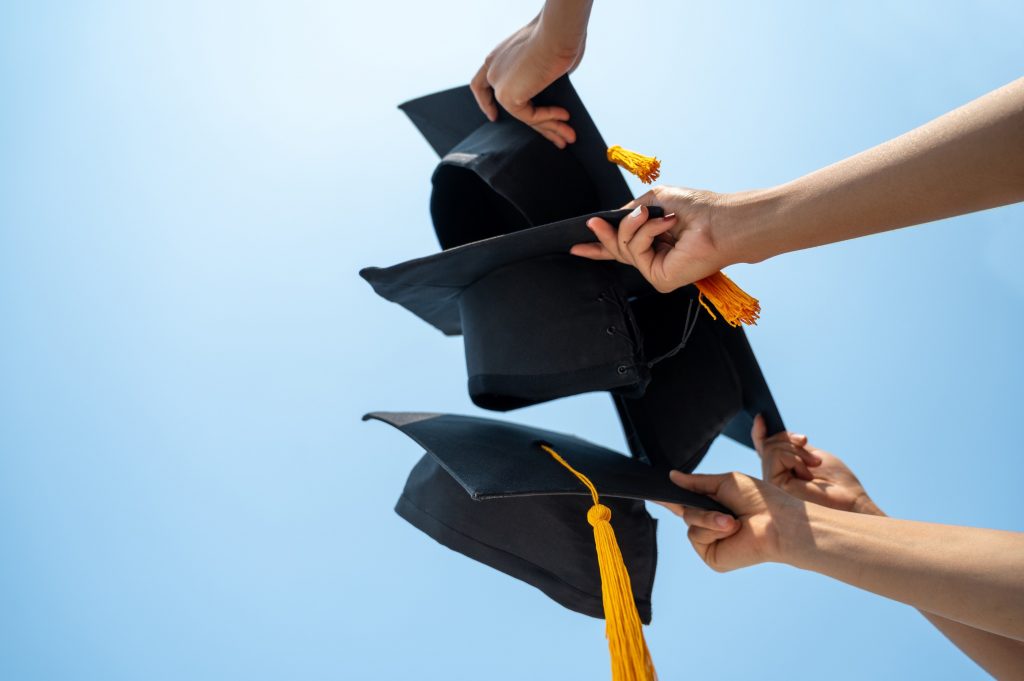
[720,76,1024,266]
[663,471,1024,643]
[786,499,1024,642]
[574,78,1024,291]
[752,418,1024,678]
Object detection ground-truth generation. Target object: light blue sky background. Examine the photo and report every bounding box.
[2,1,1022,679]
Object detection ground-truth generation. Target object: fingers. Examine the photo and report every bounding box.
[751,413,768,454]
[765,443,814,481]
[524,105,571,124]
[506,102,574,147]
[568,242,615,260]
[788,456,814,481]
[755,415,822,476]
[688,524,735,548]
[625,215,678,277]
[532,124,568,149]
[668,469,730,497]
[531,118,576,149]
[681,506,737,533]
[615,205,649,260]
[795,444,822,467]
[581,207,678,272]
[535,119,576,144]
[585,216,623,261]
[470,63,498,122]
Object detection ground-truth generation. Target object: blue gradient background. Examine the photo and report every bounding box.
[2,2,1022,679]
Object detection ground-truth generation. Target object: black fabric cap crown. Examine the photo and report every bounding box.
[363,76,785,470]
[366,411,735,622]
[359,78,786,623]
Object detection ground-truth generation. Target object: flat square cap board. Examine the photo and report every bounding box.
[365,411,731,511]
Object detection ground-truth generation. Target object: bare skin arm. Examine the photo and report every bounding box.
[574,78,1024,292]
[754,419,1024,678]
[665,470,1024,639]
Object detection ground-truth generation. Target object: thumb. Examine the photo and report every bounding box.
[751,413,768,456]
[668,470,731,497]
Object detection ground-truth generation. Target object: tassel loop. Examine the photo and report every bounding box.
[540,444,657,681]
[607,145,661,184]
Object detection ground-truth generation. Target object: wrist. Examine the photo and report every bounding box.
[536,3,590,59]
[713,185,792,266]
[774,500,840,569]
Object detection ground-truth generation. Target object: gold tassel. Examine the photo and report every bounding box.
[540,444,657,681]
[607,145,661,184]
[609,145,760,326]
[695,271,760,327]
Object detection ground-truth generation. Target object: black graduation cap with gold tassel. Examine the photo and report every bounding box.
[365,411,732,681]
[360,77,786,681]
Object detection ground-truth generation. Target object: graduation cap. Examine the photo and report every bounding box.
[361,76,785,471]
[360,78,786,680]
[366,411,734,679]
[366,412,730,619]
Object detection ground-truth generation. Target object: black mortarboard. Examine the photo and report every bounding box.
[362,79,784,678]
[361,77,785,472]
[365,411,732,624]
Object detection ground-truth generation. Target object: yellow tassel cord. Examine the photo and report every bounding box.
[607,145,661,184]
[539,444,657,681]
[608,145,761,326]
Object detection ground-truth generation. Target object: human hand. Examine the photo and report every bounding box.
[752,414,884,517]
[470,10,587,148]
[570,187,727,292]
[660,470,806,572]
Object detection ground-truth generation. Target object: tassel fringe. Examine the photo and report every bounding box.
[607,146,661,184]
[695,271,760,327]
[540,444,657,681]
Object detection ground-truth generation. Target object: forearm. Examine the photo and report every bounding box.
[920,609,1024,679]
[782,503,1024,641]
[718,77,1024,265]
[862,506,1024,674]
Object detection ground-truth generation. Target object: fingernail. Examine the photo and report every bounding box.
[629,205,643,218]
[714,514,732,528]
[663,212,676,220]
